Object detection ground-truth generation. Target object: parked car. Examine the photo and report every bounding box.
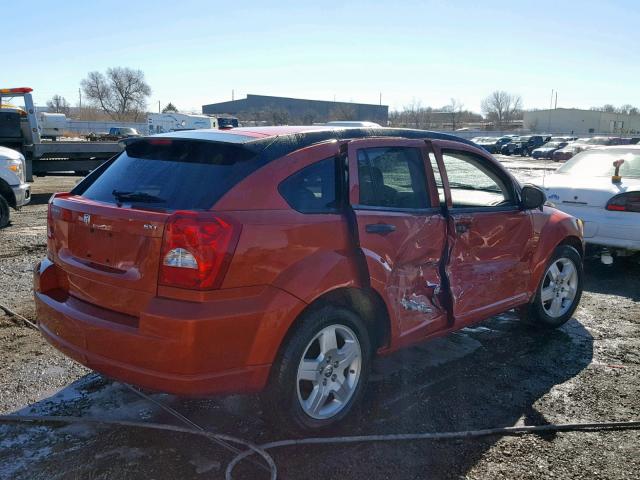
[88,127,141,141]
[537,146,639,260]
[532,141,568,160]
[551,136,577,143]
[501,135,545,156]
[0,146,30,227]
[35,126,584,431]
[553,138,591,161]
[476,136,511,154]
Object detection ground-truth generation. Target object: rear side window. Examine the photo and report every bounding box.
[279,157,338,213]
[357,147,430,209]
[74,139,257,210]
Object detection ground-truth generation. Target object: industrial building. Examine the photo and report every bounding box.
[202,94,388,125]
[523,108,640,135]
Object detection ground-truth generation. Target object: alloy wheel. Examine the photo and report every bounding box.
[541,257,579,318]
[296,324,362,420]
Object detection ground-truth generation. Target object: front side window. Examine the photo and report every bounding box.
[279,157,338,213]
[357,147,430,209]
[440,150,514,208]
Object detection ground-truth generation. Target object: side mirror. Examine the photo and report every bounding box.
[521,184,546,211]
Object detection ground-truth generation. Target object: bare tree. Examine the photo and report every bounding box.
[617,104,639,115]
[442,98,464,130]
[162,102,178,113]
[403,98,423,128]
[601,104,616,113]
[300,109,319,125]
[260,106,289,125]
[81,67,151,121]
[328,104,357,121]
[481,91,522,128]
[46,95,71,115]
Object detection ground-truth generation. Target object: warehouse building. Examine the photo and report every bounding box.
[523,108,640,135]
[202,94,388,125]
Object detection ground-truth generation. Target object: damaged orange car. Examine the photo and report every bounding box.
[35,127,584,431]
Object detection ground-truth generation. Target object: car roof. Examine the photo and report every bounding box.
[153,126,477,161]
[157,125,471,141]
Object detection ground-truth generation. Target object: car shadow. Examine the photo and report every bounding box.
[582,256,640,301]
[0,312,593,480]
[27,193,53,206]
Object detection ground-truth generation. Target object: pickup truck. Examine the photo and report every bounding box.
[87,127,141,142]
[0,146,30,227]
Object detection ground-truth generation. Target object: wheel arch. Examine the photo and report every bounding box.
[279,286,392,357]
[0,178,16,208]
[557,235,584,258]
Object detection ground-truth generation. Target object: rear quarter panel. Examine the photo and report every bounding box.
[212,141,363,362]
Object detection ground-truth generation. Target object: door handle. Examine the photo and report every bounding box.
[455,222,470,235]
[365,223,396,234]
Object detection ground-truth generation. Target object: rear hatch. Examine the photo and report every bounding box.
[47,137,259,317]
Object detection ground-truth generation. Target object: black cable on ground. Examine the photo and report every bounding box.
[1,414,639,480]
[0,303,38,329]
[0,414,278,480]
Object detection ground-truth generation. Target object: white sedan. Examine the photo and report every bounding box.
[534,146,640,256]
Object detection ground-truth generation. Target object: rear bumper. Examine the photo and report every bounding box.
[34,258,304,396]
[11,182,30,208]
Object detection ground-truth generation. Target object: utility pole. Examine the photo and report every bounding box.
[548,89,554,132]
[554,91,558,109]
[78,88,82,110]
[232,89,235,101]
[379,92,382,106]
[158,101,161,113]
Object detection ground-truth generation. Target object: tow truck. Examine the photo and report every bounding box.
[0,87,123,181]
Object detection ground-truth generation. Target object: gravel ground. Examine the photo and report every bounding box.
[0,167,638,480]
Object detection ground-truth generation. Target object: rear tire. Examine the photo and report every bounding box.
[522,245,583,328]
[0,195,10,229]
[263,305,372,433]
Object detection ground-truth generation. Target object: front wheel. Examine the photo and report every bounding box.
[522,245,583,328]
[263,306,371,432]
[0,195,10,229]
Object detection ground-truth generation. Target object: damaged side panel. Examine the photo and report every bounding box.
[357,211,449,345]
[346,138,450,350]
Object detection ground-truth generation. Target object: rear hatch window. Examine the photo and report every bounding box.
[73,139,258,210]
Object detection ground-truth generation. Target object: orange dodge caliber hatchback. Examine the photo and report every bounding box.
[35,127,584,431]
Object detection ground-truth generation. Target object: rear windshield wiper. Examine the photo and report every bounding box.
[112,190,167,204]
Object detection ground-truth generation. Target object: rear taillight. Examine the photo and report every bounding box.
[47,193,71,239]
[159,211,240,290]
[606,192,640,212]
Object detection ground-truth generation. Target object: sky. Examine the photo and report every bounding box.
[3,0,639,114]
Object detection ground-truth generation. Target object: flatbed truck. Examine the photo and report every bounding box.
[0,87,123,181]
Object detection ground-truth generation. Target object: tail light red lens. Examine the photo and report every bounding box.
[606,192,640,212]
[159,211,240,290]
[47,193,72,239]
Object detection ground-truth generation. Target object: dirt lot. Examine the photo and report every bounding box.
[0,165,639,480]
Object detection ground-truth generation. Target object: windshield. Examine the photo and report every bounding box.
[556,149,640,178]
